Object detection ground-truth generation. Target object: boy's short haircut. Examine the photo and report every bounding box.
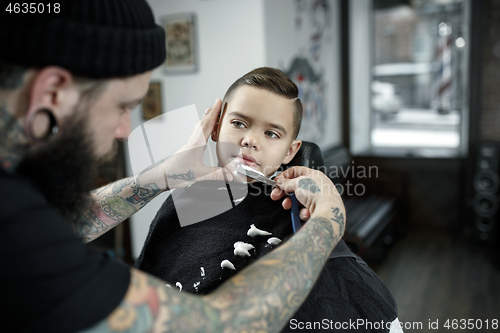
[222,67,302,139]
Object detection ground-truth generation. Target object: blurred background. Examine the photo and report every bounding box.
[90,0,500,331]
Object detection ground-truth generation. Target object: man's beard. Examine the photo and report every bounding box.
[16,113,100,223]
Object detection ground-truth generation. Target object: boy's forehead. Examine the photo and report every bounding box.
[225,85,295,129]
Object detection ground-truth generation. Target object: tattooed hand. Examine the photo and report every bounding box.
[158,98,234,190]
[271,166,346,233]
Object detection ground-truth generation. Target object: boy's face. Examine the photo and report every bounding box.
[213,85,302,181]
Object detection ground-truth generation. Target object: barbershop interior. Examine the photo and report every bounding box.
[87,0,499,330]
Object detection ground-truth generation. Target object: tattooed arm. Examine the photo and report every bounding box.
[81,171,345,333]
[75,174,161,242]
[74,159,203,242]
[75,99,232,242]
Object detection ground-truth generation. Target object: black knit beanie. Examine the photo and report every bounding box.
[0,0,166,78]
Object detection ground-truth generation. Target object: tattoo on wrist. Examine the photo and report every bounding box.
[98,182,160,221]
[167,170,195,182]
[75,210,109,241]
[100,195,131,221]
[298,178,321,193]
[112,178,134,194]
[302,215,338,254]
[331,207,345,234]
[125,183,161,207]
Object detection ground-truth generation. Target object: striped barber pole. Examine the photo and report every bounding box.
[435,22,453,112]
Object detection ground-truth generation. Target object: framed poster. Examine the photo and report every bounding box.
[142,82,162,120]
[161,13,198,74]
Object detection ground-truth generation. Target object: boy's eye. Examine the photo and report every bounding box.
[231,120,246,128]
[265,131,279,139]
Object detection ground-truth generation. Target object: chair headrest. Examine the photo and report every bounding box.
[285,141,325,169]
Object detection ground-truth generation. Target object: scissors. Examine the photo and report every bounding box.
[236,164,302,233]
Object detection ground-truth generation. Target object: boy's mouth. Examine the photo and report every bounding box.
[234,154,259,167]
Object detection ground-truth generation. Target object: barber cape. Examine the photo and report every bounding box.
[135,180,400,332]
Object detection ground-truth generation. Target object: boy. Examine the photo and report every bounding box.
[135,68,401,332]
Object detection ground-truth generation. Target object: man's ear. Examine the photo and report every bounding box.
[22,67,79,142]
[282,140,302,165]
[26,66,78,122]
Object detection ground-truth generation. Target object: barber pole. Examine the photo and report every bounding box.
[435,22,453,112]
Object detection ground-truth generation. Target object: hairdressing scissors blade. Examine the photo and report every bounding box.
[236,164,277,188]
[236,164,302,233]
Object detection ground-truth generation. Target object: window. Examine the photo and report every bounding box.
[349,0,470,157]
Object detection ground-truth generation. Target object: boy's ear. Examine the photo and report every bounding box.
[282,140,302,165]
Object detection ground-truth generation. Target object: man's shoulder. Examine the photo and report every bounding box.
[0,169,131,333]
[0,168,77,251]
[0,168,50,220]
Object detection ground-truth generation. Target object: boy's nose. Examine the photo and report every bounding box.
[241,135,259,150]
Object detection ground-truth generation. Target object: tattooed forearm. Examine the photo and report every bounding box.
[298,178,321,193]
[125,184,161,206]
[167,169,195,182]
[99,194,136,221]
[80,208,342,332]
[111,178,134,194]
[76,175,164,242]
[73,209,110,242]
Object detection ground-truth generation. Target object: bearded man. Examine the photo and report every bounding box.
[0,1,346,332]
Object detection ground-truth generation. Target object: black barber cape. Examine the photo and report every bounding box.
[135,180,398,332]
[0,168,130,332]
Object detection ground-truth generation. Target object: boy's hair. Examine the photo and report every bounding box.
[223,67,302,139]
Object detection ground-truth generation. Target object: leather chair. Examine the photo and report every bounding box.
[285,142,398,259]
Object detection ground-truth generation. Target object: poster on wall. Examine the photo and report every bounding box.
[161,13,198,74]
[286,57,325,146]
[285,0,336,150]
[142,82,162,120]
